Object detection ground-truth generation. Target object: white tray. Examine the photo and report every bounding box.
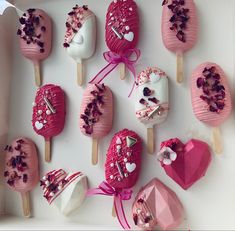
[1,0,235,230]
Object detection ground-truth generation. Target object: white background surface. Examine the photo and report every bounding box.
[1,0,235,230]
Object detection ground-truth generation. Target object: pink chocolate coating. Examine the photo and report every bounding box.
[32,84,66,141]
[105,0,139,54]
[132,178,184,230]
[191,62,232,127]
[19,9,52,65]
[80,84,113,139]
[105,129,142,190]
[162,0,198,54]
[4,138,39,194]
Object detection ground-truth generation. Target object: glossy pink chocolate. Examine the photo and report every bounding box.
[132,178,184,230]
[4,138,39,193]
[80,84,113,139]
[105,0,139,54]
[159,138,211,190]
[105,129,142,189]
[162,0,198,55]
[18,9,52,65]
[32,84,66,141]
[191,62,232,127]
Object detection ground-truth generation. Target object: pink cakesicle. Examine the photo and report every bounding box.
[32,84,66,162]
[157,138,211,190]
[132,178,184,230]
[4,138,39,217]
[191,62,232,154]
[105,0,139,79]
[162,0,198,83]
[17,8,52,86]
[80,84,113,165]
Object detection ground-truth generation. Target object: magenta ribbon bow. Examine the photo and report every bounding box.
[86,181,133,230]
[89,48,141,97]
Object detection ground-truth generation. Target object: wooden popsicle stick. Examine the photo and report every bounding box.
[92,138,98,165]
[77,62,84,86]
[112,201,116,217]
[212,127,223,154]
[119,63,126,80]
[176,53,183,83]
[21,192,31,218]
[147,127,155,154]
[45,138,51,163]
[34,63,41,87]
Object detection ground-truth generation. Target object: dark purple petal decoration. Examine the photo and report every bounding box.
[197,66,226,114]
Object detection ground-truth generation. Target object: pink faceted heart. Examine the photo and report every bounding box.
[159,138,212,190]
[132,178,184,230]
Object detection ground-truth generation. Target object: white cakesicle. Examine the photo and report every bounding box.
[52,174,88,216]
[135,67,169,154]
[66,16,96,64]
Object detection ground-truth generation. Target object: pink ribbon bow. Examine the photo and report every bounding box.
[89,49,141,97]
[86,181,133,230]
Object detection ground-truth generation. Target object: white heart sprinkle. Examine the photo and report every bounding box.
[38,110,42,115]
[126,162,136,173]
[110,175,114,179]
[124,158,127,163]
[32,102,37,107]
[124,173,128,178]
[129,7,133,11]
[117,145,121,150]
[42,176,47,180]
[124,31,134,42]
[110,163,114,167]
[35,121,43,130]
[116,137,122,144]
[58,186,62,190]
[73,34,84,44]
[49,192,54,197]
[125,26,130,31]
[45,181,49,186]
[149,72,160,83]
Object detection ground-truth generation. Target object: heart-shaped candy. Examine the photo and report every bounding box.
[105,129,142,190]
[158,138,212,190]
[35,121,43,130]
[132,178,184,230]
[124,31,134,42]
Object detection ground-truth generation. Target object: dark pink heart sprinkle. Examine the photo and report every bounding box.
[72,28,78,33]
[209,105,218,112]
[202,86,210,95]
[145,216,151,223]
[66,22,71,28]
[137,198,144,204]
[176,31,186,43]
[216,101,225,110]
[68,11,75,16]
[27,8,36,14]
[40,180,45,186]
[16,139,24,144]
[19,17,26,24]
[41,26,46,32]
[139,98,147,105]
[77,22,82,28]
[37,41,44,48]
[83,125,93,135]
[162,0,168,6]
[7,179,14,186]
[148,97,159,104]
[4,145,9,151]
[48,183,57,192]
[200,95,210,104]
[40,48,45,53]
[15,144,21,151]
[17,29,22,35]
[73,5,78,10]
[197,77,204,88]
[4,171,9,177]
[83,5,88,10]
[63,43,70,48]
[81,114,89,125]
[133,214,138,225]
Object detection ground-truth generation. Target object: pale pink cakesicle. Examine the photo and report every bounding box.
[162,0,198,83]
[32,84,66,162]
[64,5,96,86]
[105,0,139,79]
[17,8,52,86]
[80,84,113,165]
[4,138,39,217]
[191,62,232,154]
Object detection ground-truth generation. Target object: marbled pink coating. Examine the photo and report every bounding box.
[132,178,184,230]
[80,84,113,139]
[105,0,139,55]
[19,9,52,65]
[162,0,198,54]
[105,129,142,190]
[32,84,66,141]
[191,62,232,127]
[4,138,39,193]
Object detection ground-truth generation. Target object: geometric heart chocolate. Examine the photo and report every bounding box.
[105,129,142,190]
[157,138,212,190]
[132,178,184,230]
[40,169,88,216]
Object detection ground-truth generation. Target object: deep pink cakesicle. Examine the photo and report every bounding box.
[157,138,211,190]
[4,138,39,217]
[32,84,66,162]
[80,84,113,165]
[162,0,198,83]
[17,8,52,86]
[105,0,139,79]
[132,178,184,230]
[191,62,232,154]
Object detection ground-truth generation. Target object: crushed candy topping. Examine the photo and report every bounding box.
[17,8,46,52]
[163,0,190,43]
[4,141,28,186]
[81,84,106,135]
[197,66,226,113]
